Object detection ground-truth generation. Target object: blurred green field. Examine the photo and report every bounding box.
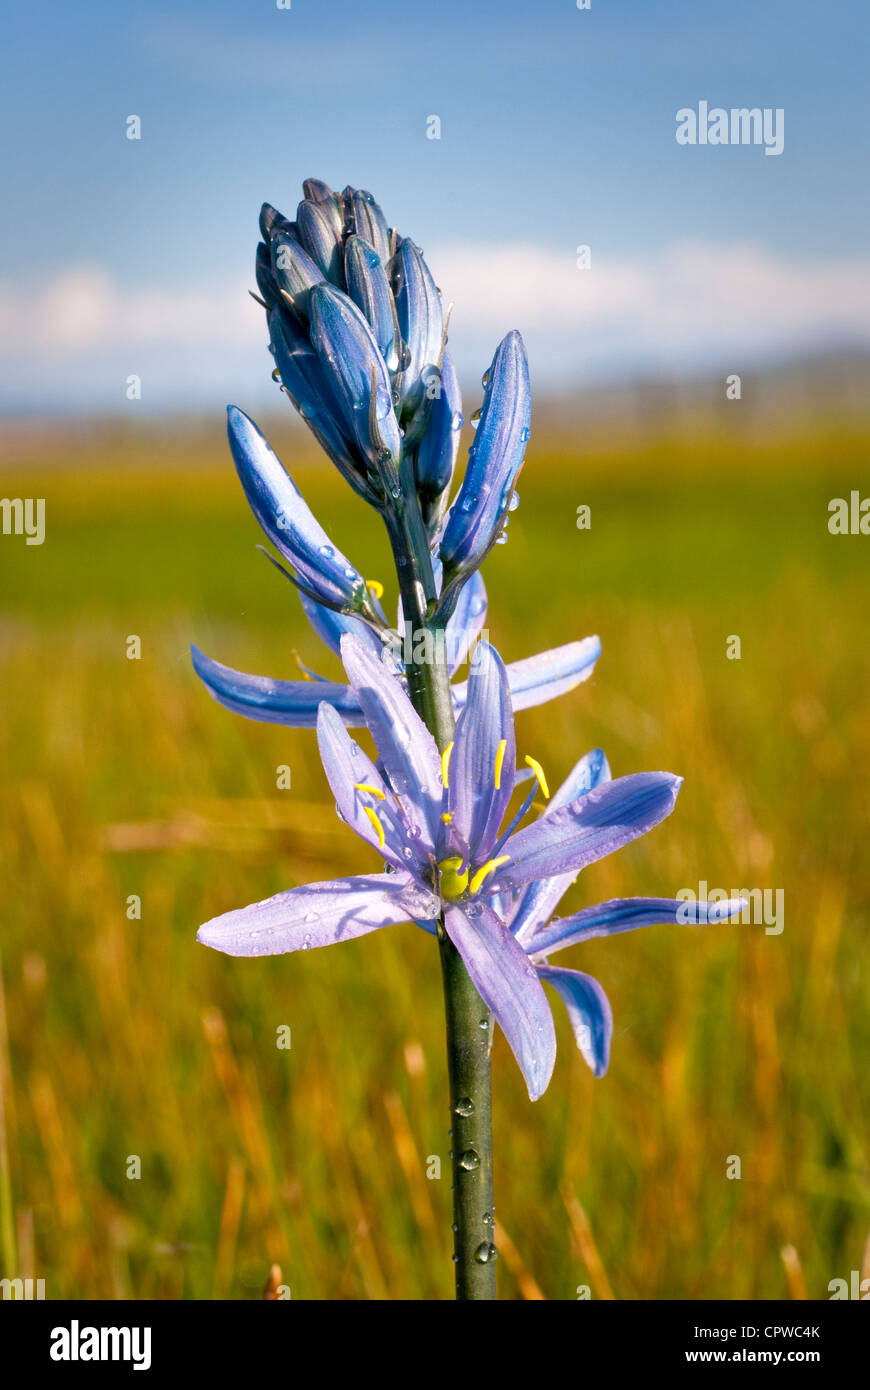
[0,416,868,1300]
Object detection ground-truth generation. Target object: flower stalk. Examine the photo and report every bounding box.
[386,488,497,1299]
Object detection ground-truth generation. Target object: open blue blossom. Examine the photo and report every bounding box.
[494,749,747,1078]
[198,634,696,1101]
[192,564,601,729]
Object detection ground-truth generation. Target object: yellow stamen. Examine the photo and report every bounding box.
[362,805,385,848]
[437,855,469,900]
[366,578,384,600]
[523,754,550,799]
[440,811,453,825]
[353,782,385,800]
[441,741,454,789]
[291,649,313,681]
[493,739,507,790]
[469,855,510,896]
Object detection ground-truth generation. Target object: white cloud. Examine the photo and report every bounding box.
[1,241,868,408]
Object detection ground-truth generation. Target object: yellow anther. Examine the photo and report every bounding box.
[441,740,454,789]
[523,754,550,799]
[366,578,384,600]
[291,649,313,681]
[353,782,385,800]
[362,805,385,848]
[493,739,507,790]
[437,855,469,901]
[469,855,510,896]
[440,811,453,825]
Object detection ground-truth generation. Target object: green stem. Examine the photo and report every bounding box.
[383,497,497,1301]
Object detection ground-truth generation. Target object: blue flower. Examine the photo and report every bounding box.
[192,562,601,728]
[196,635,722,1101]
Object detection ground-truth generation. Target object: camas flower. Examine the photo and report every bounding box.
[196,634,736,1100]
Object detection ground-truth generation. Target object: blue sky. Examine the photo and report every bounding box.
[2,0,868,412]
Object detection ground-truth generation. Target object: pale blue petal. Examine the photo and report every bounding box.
[191,645,364,728]
[530,895,750,956]
[444,902,557,1101]
[198,872,437,957]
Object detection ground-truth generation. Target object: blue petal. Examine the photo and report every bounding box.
[415,351,463,508]
[316,702,428,873]
[269,312,376,506]
[344,235,398,372]
[530,895,750,956]
[448,641,515,861]
[498,773,683,890]
[227,406,367,609]
[296,198,343,283]
[537,966,612,1077]
[439,330,531,576]
[445,568,488,676]
[191,645,364,728]
[344,187,392,267]
[270,231,325,320]
[444,902,556,1101]
[340,633,443,849]
[309,284,402,476]
[451,637,600,714]
[393,238,444,428]
[198,872,438,957]
[510,747,612,941]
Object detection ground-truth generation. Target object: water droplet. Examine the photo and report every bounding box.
[474,1241,497,1264]
[520,426,530,444]
[390,485,401,499]
[344,566,357,578]
[271,368,280,382]
[319,543,335,557]
[302,934,313,951]
[452,1253,459,1263]
[454,1097,475,1117]
[495,531,509,546]
[402,846,413,859]
[470,409,482,430]
[458,1149,480,1171]
[508,491,520,512]
[451,1223,458,1233]
[451,411,464,431]
[479,1019,489,1031]
[459,493,478,513]
[481,370,490,389]
[482,1211,494,1226]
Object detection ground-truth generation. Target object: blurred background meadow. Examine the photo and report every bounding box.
[1,0,869,1301]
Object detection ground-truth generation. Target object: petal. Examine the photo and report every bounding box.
[344,188,392,269]
[530,895,750,955]
[537,966,612,1077]
[344,234,398,371]
[498,773,683,890]
[393,238,444,426]
[339,633,443,848]
[270,230,325,320]
[489,638,603,713]
[297,589,383,660]
[227,406,367,608]
[295,198,343,283]
[316,701,428,873]
[444,902,556,1101]
[309,283,402,475]
[415,350,463,512]
[198,872,437,957]
[445,569,488,676]
[510,748,612,941]
[439,330,530,576]
[191,645,364,728]
[448,641,515,861]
